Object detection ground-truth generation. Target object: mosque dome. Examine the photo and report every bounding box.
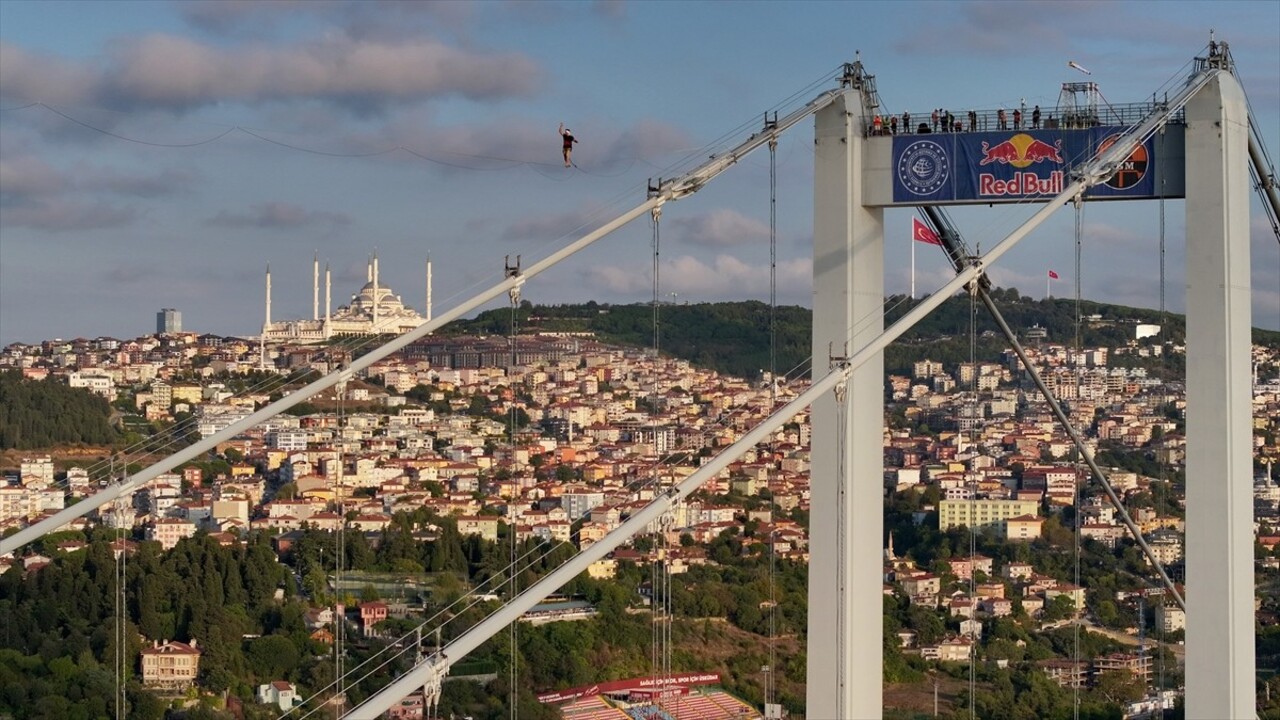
[353,281,405,311]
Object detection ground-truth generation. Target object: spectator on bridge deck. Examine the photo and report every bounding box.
[932,109,939,132]
[872,114,883,135]
[998,108,1008,130]
[968,110,977,132]
[902,111,911,134]
[889,114,898,134]
[1033,105,1041,129]
[1013,108,1022,129]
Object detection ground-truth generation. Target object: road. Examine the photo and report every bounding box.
[1062,617,1186,662]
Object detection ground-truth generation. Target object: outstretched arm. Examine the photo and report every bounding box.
[559,122,565,135]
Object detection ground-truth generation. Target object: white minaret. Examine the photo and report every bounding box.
[324,263,332,340]
[313,251,319,321]
[372,252,380,330]
[426,254,433,325]
[262,264,272,369]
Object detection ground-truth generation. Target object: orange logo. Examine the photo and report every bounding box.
[1097,134,1149,189]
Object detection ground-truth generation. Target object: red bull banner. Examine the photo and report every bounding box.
[892,127,1158,204]
[537,672,721,704]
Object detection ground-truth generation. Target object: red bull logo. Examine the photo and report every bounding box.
[978,134,1064,167]
[977,133,1065,196]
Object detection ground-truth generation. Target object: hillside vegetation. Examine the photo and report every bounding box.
[0,370,118,450]
[444,290,1280,380]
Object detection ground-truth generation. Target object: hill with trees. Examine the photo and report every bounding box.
[0,370,118,450]
[442,291,1280,381]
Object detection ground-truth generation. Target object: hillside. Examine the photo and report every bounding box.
[0,370,118,450]
[442,291,1280,381]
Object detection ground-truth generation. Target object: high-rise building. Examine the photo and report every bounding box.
[156,308,182,334]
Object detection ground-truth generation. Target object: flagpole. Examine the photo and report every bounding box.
[911,229,916,300]
[1047,272,1051,299]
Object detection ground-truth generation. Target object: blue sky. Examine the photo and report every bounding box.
[1,0,1277,346]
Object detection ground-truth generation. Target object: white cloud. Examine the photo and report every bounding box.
[205,202,351,229]
[1,35,541,113]
[584,253,812,301]
[670,208,771,248]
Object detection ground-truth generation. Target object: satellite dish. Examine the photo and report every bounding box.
[1067,60,1092,76]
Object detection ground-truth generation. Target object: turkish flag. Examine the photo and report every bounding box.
[1048,270,1059,279]
[912,217,941,245]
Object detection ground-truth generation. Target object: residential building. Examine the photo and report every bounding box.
[938,499,1039,536]
[140,639,201,690]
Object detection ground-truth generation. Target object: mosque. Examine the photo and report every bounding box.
[260,254,432,345]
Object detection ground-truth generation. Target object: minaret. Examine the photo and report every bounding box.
[324,263,332,340]
[372,252,380,331]
[426,254,433,325]
[312,251,319,321]
[261,264,272,369]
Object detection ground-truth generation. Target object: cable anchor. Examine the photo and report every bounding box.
[505,255,523,305]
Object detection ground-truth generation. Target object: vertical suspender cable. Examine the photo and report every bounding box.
[767,135,779,714]
[1072,196,1084,720]
[649,206,664,705]
[336,380,346,718]
[1159,128,1167,316]
[967,281,978,720]
[509,295,518,720]
[113,457,126,720]
[1156,124,1168,697]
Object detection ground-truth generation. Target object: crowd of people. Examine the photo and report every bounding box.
[868,101,1048,136]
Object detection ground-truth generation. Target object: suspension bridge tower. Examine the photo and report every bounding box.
[807,57,1257,719]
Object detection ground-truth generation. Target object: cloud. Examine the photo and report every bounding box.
[106,263,155,285]
[595,120,692,168]
[584,254,812,301]
[891,1,1116,57]
[181,1,477,40]
[205,202,352,229]
[669,209,770,248]
[0,155,66,199]
[2,199,139,232]
[501,209,602,242]
[593,0,627,19]
[180,0,313,37]
[369,114,692,173]
[0,35,541,113]
[77,166,199,198]
[0,44,98,108]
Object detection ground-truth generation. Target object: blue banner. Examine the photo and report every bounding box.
[892,127,1155,203]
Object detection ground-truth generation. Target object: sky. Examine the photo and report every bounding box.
[1,0,1278,346]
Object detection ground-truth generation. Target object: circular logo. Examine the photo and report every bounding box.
[1096,134,1149,190]
[897,140,950,196]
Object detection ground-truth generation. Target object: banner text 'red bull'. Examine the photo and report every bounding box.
[892,127,1157,204]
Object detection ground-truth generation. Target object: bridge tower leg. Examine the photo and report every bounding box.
[809,89,884,718]
[1184,71,1255,719]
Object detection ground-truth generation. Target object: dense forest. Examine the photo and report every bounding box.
[0,370,118,450]
[442,292,1280,380]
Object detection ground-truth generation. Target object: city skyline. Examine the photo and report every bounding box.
[2,1,1278,346]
